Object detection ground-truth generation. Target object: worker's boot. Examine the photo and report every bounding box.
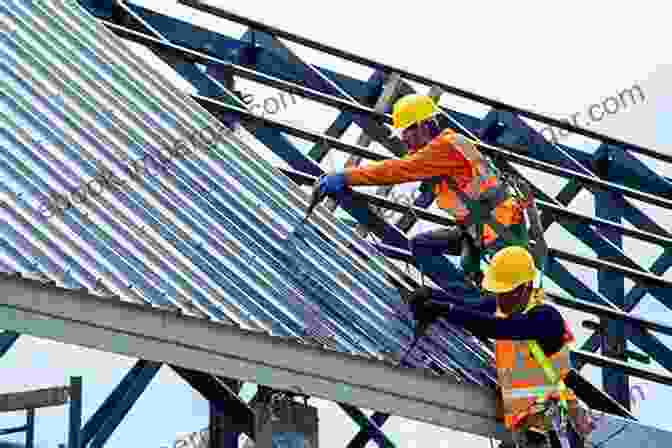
[406,286,435,338]
[511,429,553,448]
[460,231,484,288]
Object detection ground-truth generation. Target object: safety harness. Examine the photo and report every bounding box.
[429,149,547,278]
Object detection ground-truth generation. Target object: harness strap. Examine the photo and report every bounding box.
[441,176,521,247]
[457,184,510,228]
[524,301,570,416]
[515,180,549,284]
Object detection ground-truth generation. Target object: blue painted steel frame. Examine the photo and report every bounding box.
[0,333,32,448]
[0,331,18,356]
[79,360,160,448]
[0,334,81,448]
[70,1,672,447]
[0,412,33,448]
[69,377,83,448]
[476,113,672,409]
[595,190,629,408]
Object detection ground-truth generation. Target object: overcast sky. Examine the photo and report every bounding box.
[1,1,672,447]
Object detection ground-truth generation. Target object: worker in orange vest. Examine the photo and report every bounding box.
[408,246,594,447]
[317,94,527,286]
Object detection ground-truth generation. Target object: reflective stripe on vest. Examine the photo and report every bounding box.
[495,299,576,429]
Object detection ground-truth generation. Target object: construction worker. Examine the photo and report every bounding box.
[317,94,527,285]
[408,246,593,447]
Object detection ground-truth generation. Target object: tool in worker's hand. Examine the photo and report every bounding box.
[287,175,328,244]
[302,175,327,225]
[395,286,443,367]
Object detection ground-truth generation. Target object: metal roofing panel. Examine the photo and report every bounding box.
[0,0,496,386]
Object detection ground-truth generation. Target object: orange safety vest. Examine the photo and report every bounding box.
[432,131,523,245]
[495,291,577,430]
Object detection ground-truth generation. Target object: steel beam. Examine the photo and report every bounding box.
[547,294,672,337]
[79,0,114,18]
[78,360,160,448]
[331,73,404,231]
[68,377,82,448]
[571,349,672,386]
[95,19,393,124]
[2,271,672,445]
[240,30,406,157]
[347,412,389,448]
[177,0,672,167]
[307,72,387,162]
[308,112,358,162]
[26,409,34,448]
[0,386,69,412]
[593,143,672,198]
[595,189,629,409]
[337,403,396,448]
[88,362,160,448]
[106,1,239,118]
[0,424,28,436]
[0,408,34,448]
[119,2,378,100]
[0,331,18,357]
[575,199,672,368]
[0,272,514,442]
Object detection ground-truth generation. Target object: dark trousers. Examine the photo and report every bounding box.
[409,226,465,258]
[411,225,481,271]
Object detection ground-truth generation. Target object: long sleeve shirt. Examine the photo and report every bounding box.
[446,301,567,356]
[343,130,524,243]
[344,131,473,186]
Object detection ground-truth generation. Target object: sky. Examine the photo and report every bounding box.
[1,1,672,447]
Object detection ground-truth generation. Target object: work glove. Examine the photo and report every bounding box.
[318,172,347,196]
[407,286,433,311]
[408,286,452,321]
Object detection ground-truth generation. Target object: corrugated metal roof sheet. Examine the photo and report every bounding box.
[0,0,496,386]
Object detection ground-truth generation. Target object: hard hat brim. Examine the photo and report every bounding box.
[393,112,437,130]
[481,270,516,294]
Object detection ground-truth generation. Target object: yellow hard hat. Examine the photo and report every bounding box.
[392,94,438,129]
[482,246,537,293]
